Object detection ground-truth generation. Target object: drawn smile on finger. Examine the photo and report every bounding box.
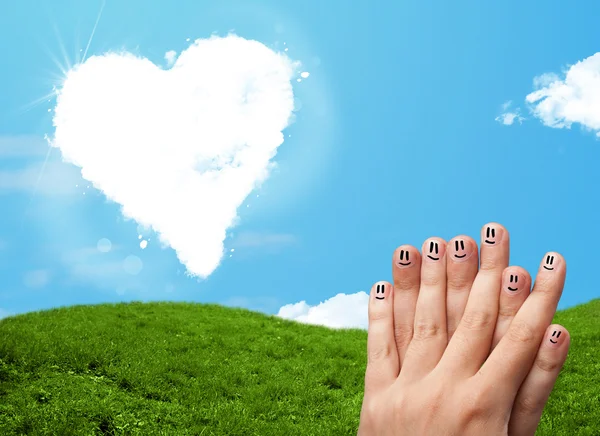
[375,283,385,300]
[453,239,467,258]
[398,249,411,266]
[543,254,555,270]
[507,274,519,291]
[484,226,496,244]
[549,329,561,344]
[427,240,439,260]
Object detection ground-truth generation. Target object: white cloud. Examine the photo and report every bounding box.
[23,269,51,289]
[51,34,299,279]
[277,291,369,329]
[525,53,600,137]
[495,101,525,126]
[164,50,177,67]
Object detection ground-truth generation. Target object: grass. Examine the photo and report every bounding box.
[0,298,597,435]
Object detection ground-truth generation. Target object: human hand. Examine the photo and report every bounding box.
[358,223,569,436]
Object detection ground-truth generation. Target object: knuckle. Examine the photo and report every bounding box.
[506,319,538,345]
[368,342,394,363]
[421,272,443,287]
[456,382,495,426]
[515,393,543,417]
[413,318,442,340]
[363,398,378,418]
[460,310,495,332]
[497,303,518,318]
[394,275,418,290]
[447,274,472,291]
[535,354,561,373]
[458,391,492,424]
[394,323,413,349]
[360,398,382,431]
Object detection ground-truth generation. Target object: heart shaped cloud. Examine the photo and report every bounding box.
[51,35,298,278]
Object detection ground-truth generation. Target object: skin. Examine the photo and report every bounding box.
[359,223,570,436]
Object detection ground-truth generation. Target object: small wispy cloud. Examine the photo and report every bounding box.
[62,243,144,291]
[23,269,51,289]
[495,100,526,126]
[277,291,369,330]
[0,135,83,196]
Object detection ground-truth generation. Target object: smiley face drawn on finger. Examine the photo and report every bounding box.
[375,284,385,300]
[484,226,496,245]
[549,329,561,344]
[543,255,555,271]
[507,274,518,291]
[398,249,411,266]
[454,239,467,258]
[427,241,439,261]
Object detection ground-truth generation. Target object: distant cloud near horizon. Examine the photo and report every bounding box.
[277,291,369,329]
[497,52,600,137]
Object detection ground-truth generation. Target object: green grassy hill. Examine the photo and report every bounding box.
[0,299,597,435]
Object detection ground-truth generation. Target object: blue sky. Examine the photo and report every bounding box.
[1,0,599,328]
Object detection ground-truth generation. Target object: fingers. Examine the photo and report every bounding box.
[492,266,531,351]
[446,235,479,341]
[439,223,510,376]
[365,281,399,396]
[508,324,570,436]
[400,237,448,380]
[392,245,422,366]
[478,252,566,401]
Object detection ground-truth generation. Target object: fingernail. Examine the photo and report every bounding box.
[547,327,564,348]
[396,248,415,269]
[503,270,523,295]
[374,282,388,301]
[448,238,474,263]
[541,252,559,271]
[482,224,504,246]
[424,239,445,263]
